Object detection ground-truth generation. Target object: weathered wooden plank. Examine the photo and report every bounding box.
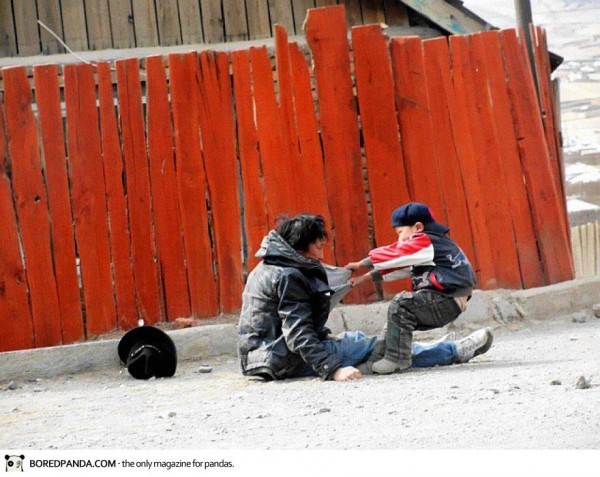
[156,0,182,45]
[361,0,386,24]
[250,46,298,222]
[0,98,33,351]
[0,2,17,56]
[197,51,244,312]
[390,37,446,224]
[500,29,574,284]
[352,26,408,243]
[269,0,294,32]
[289,41,333,234]
[145,55,191,320]
[596,222,600,276]
[305,6,373,302]
[584,222,596,277]
[467,33,522,289]
[275,28,334,263]
[223,0,249,41]
[201,0,225,43]
[3,66,62,346]
[246,0,271,39]
[401,0,485,35]
[61,0,88,51]
[570,226,582,278]
[168,52,219,317]
[115,58,162,324]
[132,0,159,47]
[421,37,477,279]
[479,31,546,288]
[37,0,65,54]
[532,25,569,242]
[13,0,40,55]
[384,0,409,26]
[63,63,117,336]
[231,50,269,270]
[33,65,84,343]
[108,0,136,48]
[339,0,362,27]
[178,0,204,44]
[315,0,337,6]
[447,35,497,289]
[85,0,112,49]
[97,61,138,330]
[352,24,411,297]
[292,0,315,34]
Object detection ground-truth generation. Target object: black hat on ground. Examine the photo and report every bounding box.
[118,326,177,380]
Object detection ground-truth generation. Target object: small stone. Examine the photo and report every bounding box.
[593,303,600,318]
[575,376,591,389]
[196,365,213,374]
[550,380,561,386]
[7,381,18,390]
[316,407,331,414]
[572,312,587,324]
[168,412,177,418]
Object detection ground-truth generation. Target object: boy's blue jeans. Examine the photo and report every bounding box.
[292,330,457,377]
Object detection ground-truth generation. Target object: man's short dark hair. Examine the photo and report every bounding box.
[277,214,328,252]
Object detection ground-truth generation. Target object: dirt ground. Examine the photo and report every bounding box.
[2,317,599,450]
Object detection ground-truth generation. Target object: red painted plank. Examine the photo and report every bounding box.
[63,63,117,336]
[278,29,334,263]
[352,24,411,297]
[250,45,300,221]
[479,31,547,288]
[304,6,373,302]
[531,26,570,244]
[230,50,269,271]
[196,51,244,313]
[352,25,409,245]
[145,55,191,320]
[0,99,33,351]
[447,35,497,289]
[115,58,162,324]
[3,66,63,347]
[168,52,218,317]
[33,64,84,342]
[390,37,446,224]
[467,33,522,289]
[500,29,574,283]
[97,61,138,330]
[531,26,562,203]
[422,38,478,278]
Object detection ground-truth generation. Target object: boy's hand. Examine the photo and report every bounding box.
[333,366,362,382]
[344,261,363,271]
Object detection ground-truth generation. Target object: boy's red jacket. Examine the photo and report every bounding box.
[363,231,476,297]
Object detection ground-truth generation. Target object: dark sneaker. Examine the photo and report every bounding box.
[372,358,411,374]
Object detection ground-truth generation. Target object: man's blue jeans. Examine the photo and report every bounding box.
[292,331,457,377]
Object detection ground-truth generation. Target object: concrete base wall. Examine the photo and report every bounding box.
[1,276,598,382]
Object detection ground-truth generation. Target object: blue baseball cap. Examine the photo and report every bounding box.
[391,202,449,234]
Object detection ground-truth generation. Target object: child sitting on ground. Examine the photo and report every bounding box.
[346,202,492,374]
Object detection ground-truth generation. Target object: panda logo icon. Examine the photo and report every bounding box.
[4,455,24,472]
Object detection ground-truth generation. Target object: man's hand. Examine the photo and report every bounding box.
[344,261,363,271]
[333,366,362,382]
[349,273,371,287]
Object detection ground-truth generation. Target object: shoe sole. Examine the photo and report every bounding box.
[473,329,493,358]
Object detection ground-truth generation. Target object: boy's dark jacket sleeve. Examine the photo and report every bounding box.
[277,273,343,380]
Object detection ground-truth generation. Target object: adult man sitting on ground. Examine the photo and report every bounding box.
[237,214,492,382]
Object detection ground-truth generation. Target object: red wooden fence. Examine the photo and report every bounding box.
[0,6,573,352]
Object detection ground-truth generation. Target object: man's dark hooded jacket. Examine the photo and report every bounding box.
[238,231,344,380]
